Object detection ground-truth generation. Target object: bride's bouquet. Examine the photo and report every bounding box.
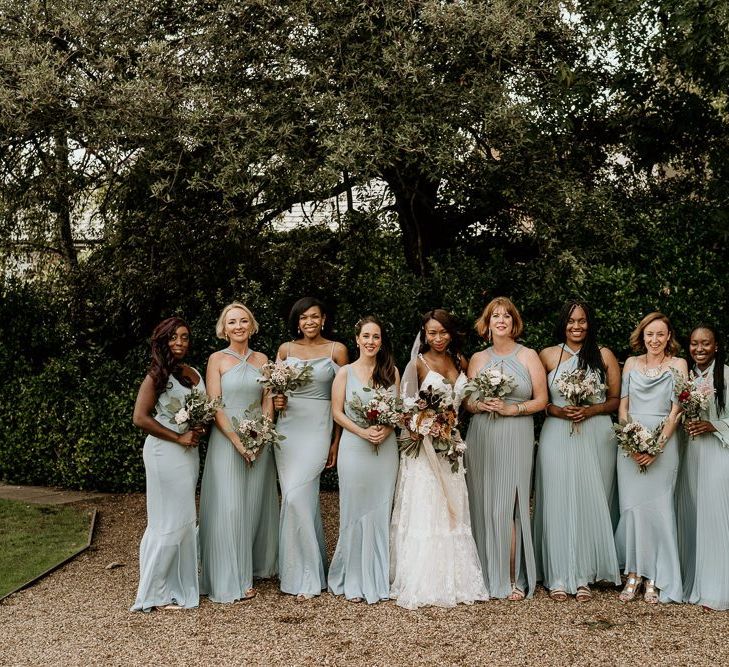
[165,388,223,433]
[613,417,665,473]
[399,385,466,473]
[554,367,606,435]
[346,386,402,454]
[257,360,314,416]
[671,369,714,438]
[231,403,286,466]
[463,364,517,419]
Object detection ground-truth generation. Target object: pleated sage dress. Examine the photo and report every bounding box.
[327,368,399,603]
[131,371,203,611]
[676,362,729,609]
[533,346,621,593]
[465,344,537,599]
[198,348,279,602]
[275,344,339,596]
[615,368,682,603]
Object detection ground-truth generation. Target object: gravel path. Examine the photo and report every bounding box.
[1,492,728,666]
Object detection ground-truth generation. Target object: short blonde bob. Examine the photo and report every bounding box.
[215,302,259,340]
[629,311,680,356]
[474,296,523,340]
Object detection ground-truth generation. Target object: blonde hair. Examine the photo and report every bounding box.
[629,311,680,356]
[475,297,523,340]
[215,302,259,340]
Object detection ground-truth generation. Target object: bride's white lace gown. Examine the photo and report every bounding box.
[389,367,489,609]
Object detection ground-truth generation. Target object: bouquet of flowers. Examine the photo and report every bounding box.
[613,417,665,473]
[256,360,314,416]
[463,364,517,419]
[231,402,286,466]
[399,384,466,473]
[346,386,402,453]
[554,367,606,435]
[671,369,715,438]
[165,388,223,433]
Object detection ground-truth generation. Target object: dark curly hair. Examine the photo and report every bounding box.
[419,308,464,372]
[148,317,193,397]
[288,297,330,339]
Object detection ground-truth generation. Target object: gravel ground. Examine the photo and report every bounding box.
[1,492,728,666]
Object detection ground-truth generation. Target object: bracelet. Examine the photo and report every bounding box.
[544,403,552,416]
[517,402,527,416]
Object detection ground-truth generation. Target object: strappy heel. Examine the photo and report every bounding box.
[619,576,641,602]
[643,580,659,604]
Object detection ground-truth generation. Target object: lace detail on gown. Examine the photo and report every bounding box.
[389,369,489,609]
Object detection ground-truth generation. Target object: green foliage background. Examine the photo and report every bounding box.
[0,1,727,490]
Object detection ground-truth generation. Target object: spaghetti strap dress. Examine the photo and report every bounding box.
[327,367,399,603]
[275,343,339,596]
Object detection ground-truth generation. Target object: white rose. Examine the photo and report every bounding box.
[174,408,189,425]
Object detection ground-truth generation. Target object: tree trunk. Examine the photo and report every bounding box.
[382,166,443,277]
[53,129,78,271]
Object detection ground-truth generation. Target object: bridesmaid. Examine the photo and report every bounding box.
[273,297,349,599]
[616,312,686,603]
[131,317,203,611]
[198,302,278,603]
[328,316,400,604]
[676,324,729,609]
[464,297,548,600]
[533,300,621,601]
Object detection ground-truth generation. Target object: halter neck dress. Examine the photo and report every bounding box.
[676,363,729,609]
[198,348,279,602]
[615,365,682,602]
[533,345,620,594]
[327,366,399,603]
[131,370,203,611]
[275,343,339,597]
[464,344,537,598]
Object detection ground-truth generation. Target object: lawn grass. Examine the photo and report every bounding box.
[0,499,91,598]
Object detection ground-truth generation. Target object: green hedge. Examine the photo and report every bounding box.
[1,210,726,492]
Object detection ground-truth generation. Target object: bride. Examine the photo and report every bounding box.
[390,309,489,609]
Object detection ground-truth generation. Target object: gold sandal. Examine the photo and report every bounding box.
[508,583,525,601]
[643,579,659,604]
[576,586,592,602]
[549,588,568,602]
[619,576,641,602]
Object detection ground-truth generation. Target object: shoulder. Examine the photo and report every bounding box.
[669,356,688,374]
[458,353,468,369]
[539,345,559,364]
[335,364,349,379]
[331,341,348,365]
[517,345,540,363]
[623,355,640,371]
[599,346,618,365]
[276,342,290,360]
[207,351,225,369]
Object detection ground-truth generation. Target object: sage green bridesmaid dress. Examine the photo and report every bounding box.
[465,345,537,598]
[327,367,399,603]
[275,343,339,596]
[198,349,279,602]
[533,346,621,594]
[676,363,729,609]
[615,368,682,603]
[131,371,203,611]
